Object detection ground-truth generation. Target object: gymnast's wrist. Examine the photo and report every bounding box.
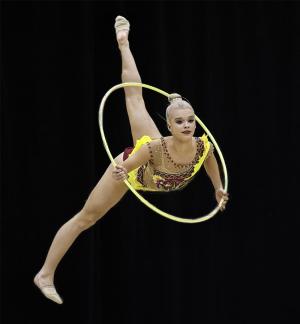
[215,187,223,192]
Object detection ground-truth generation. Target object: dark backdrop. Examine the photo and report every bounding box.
[1,1,300,323]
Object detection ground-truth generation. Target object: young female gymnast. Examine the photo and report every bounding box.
[34,16,229,304]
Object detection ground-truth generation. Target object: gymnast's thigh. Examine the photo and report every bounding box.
[125,96,162,145]
[83,152,129,216]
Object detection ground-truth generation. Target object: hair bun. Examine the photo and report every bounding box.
[168,93,182,103]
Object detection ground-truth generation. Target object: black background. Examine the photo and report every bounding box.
[1,1,300,323]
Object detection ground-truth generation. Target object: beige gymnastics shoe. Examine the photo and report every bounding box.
[114,15,130,35]
[34,274,63,304]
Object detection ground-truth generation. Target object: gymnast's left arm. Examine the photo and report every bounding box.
[203,144,229,211]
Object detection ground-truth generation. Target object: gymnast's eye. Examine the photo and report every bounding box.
[188,119,195,123]
[176,120,183,124]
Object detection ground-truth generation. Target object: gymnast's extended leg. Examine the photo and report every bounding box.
[34,153,128,304]
[115,16,162,145]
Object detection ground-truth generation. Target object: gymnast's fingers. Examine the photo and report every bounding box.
[113,169,125,180]
[116,164,127,171]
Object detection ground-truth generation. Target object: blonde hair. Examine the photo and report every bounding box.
[166,93,194,122]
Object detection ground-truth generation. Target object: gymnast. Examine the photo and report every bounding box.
[34,16,229,304]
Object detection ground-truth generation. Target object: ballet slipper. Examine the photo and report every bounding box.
[114,15,130,35]
[34,274,63,304]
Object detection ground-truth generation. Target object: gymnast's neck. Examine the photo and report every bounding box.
[168,136,196,154]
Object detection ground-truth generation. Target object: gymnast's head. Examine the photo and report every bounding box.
[166,93,196,139]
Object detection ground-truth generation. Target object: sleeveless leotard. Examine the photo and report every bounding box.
[123,134,214,192]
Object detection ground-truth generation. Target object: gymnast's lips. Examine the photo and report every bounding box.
[182,130,191,134]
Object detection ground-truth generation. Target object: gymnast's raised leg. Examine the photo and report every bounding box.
[115,16,162,145]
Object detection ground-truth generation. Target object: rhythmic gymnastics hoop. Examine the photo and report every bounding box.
[99,82,228,224]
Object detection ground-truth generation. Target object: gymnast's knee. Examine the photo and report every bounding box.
[74,207,105,231]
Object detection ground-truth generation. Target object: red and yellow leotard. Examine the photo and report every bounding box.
[123,134,213,192]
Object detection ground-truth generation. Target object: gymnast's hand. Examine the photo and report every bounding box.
[215,188,229,211]
[112,164,128,181]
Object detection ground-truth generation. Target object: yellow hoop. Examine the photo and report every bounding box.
[98,82,228,223]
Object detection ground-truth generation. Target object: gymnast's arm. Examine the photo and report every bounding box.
[203,146,229,210]
[112,144,151,181]
[203,149,223,191]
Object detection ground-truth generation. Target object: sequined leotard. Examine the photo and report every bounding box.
[123,134,214,192]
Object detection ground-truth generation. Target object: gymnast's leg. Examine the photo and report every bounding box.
[34,153,128,304]
[115,16,162,145]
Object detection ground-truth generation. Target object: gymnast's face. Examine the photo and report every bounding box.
[167,108,196,139]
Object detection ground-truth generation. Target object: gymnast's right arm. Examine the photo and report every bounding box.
[112,144,151,181]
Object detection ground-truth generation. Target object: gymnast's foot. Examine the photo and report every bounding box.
[115,15,130,47]
[33,272,63,304]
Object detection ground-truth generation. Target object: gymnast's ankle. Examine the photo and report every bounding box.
[117,34,129,49]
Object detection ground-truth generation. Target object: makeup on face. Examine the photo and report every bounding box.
[169,109,196,136]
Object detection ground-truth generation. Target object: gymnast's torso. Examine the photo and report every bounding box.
[123,135,213,192]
